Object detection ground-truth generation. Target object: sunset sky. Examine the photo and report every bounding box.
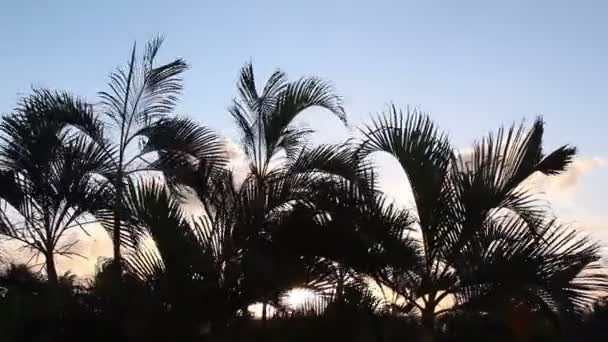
[1,0,606,274]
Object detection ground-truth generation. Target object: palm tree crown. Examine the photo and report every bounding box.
[358,106,606,332]
[38,37,225,272]
[0,92,111,284]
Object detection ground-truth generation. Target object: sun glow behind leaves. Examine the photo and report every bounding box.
[282,287,317,309]
[247,288,317,318]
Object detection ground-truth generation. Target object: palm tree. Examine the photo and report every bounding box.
[271,167,419,300]
[160,63,351,319]
[40,37,224,274]
[121,172,412,338]
[450,216,606,337]
[122,179,241,338]
[358,107,607,337]
[0,93,111,285]
[229,62,346,175]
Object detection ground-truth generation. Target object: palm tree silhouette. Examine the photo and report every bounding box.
[38,37,224,275]
[120,178,242,338]
[0,92,111,285]
[0,42,606,341]
[154,62,352,320]
[358,106,607,338]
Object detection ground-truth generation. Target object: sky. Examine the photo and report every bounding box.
[0,0,607,274]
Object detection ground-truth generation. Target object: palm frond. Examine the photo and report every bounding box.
[229,101,257,160]
[451,117,577,242]
[125,246,165,283]
[285,143,365,184]
[0,170,26,212]
[230,63,346,173]
[134,117,227,184]
[236,62,260,113]
[276,126,314,160]
[455,216,608,316]
[14,89,106,145]
[358,105,453,258]
[264,75,346,155]
[123,177,186,248]
[99,36,188,135]
[535,144,577,175]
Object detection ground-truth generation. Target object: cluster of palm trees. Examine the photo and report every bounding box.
[0,38,606,341]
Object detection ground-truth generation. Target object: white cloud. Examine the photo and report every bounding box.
[377,154,608,249]
[372,153,415,207]
[527,156,608,197]
[525,156,608,259]
[55,226,112,276]
[0,224,112,277]
[225,138,250,183]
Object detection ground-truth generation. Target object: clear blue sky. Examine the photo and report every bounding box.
[1,0,607,155]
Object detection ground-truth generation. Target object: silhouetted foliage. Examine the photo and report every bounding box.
[358,106,607,340]
[0,38,606,342]
[0,94,111,285]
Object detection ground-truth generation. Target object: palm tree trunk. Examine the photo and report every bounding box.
[112,216,121,268]
[371,315,385,342]
[420,308,436,342]
[45,253,58,287]
[112,182,123,274]
[261,301,268,321]
[110,180,125,338]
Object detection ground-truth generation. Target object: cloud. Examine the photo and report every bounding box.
[549,157,606,193]
[372,153,415,207]
[55,226,112,276]
[225,138,250,183]
[525,156,608,258]
[527,156,608,197]
[0,224,112,277]
[449,148,607,200]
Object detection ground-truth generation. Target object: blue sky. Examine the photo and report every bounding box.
[1,1,607,270]
[2,0,607,149]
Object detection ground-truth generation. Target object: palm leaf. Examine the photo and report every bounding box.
[455,216,608,316]
[358,105,453,259]
[135,117,227,178]
[99,36,188,129]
